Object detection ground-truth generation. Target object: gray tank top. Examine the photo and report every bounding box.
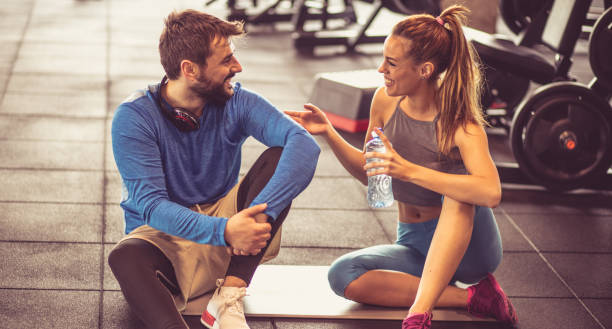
[382,101,467,206]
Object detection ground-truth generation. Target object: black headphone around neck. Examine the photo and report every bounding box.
[155,76,200,132]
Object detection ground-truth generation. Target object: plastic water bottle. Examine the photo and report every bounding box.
[365,130,394,208]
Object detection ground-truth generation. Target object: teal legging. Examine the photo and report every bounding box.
[327,205,503,297]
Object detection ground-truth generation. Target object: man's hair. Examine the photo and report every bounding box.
[159,10,244,79]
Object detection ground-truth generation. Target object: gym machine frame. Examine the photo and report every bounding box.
[467,0,612,191]
[292,0,440,53]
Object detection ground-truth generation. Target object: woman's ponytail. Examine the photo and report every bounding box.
[391,5,486,155]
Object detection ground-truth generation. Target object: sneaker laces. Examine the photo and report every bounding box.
[222,287,248,315]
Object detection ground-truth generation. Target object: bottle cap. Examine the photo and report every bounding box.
[371,128,382,138]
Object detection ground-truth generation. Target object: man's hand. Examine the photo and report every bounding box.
[225,203,271,256]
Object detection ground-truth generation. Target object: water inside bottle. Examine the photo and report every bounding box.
[367,174,394,208]
[365,129,393,208]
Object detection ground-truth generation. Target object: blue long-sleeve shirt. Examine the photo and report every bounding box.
[111,82,320,246]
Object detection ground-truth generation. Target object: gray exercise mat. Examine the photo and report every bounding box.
[243,265,494,322]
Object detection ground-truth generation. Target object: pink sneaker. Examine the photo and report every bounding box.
[401,312,432,329]
[467,273,518,325]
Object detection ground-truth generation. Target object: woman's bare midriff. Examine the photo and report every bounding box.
[398,201,442,223]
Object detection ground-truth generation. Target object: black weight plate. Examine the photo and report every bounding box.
[483,66,530,116]
[500,0,546,34]
[589,7,612,90]
[510,82,612,191]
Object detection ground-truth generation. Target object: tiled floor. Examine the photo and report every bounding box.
[0,0,611,328]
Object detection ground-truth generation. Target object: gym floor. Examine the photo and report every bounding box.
[0,0,610,328]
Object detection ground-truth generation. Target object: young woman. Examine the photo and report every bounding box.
[285,5,517,329]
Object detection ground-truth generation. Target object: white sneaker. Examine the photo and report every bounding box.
[201,279,250,329]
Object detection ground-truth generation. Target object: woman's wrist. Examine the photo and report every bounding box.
[323,123,335,139]
[400,160,416,182]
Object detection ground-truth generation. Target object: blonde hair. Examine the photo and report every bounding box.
[391,5,486,154]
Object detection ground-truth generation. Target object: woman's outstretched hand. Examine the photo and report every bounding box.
[363,128,413,181]
[284,103,332,136]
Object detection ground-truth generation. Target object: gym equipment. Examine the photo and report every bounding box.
[466,0,611,129]
[508,4,612,191]
[224,0,292,24]
[480,65,531,128]
[499,0,548,35]
[588,4,612,91]
[292,0,440,53]
[308,70,381,132]
[479,0,611,127]
[208,0,358,29]
[499,0,610,39]
[510,83,612,191]
[309,1,612,190]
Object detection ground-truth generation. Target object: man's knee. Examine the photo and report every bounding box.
[108,241,135,274]
[108,239,154,275]
[262,146,283,158]
[257,147,283,170]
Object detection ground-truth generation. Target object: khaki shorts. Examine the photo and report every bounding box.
[113,179,282,315]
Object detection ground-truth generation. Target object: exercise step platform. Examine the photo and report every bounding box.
[308,69,382,132]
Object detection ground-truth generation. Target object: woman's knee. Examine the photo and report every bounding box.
[454,249,502,284]
[327,255,365,298]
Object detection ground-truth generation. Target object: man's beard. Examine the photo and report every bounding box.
[190,73,235,106]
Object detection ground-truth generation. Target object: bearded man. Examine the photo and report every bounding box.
[108,9,319,329]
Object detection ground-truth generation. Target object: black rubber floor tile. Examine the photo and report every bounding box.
[290,177,370,210]
[582,298,612,329]
[103,244,119,291]
[498,189,612,216]
[2,92,106,118]
[544,253,612,298]
[104,172,122,204]
[102,291,146,329]
[0,202,102,243]
[494,253,573,298]
[282,209,390,248]
[0,241,101,290]
[371,209,400,243]
[0,289,99,329]
[6,72,106,94]
[266,247,356,266]
[0,140,104,171]
[505,212,612,252]
[511,297,602,329]
[104,204,125,244]
[0,169,103,203]
[492,210,533,252]
[0,116,106,142]
[105,290,274,329]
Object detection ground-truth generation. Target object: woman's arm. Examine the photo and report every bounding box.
[286,87,398,185]
[364,123,501,208]
[286,103,366,184]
